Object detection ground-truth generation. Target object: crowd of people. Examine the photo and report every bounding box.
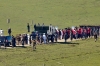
[11,25,100,46]
[60,26,100,42]
[0,24,100,50]
[28,25,100,47]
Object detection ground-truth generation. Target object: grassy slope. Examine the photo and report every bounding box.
[0,0,100,35]
[0,0,100,66]
[0,38,100,66]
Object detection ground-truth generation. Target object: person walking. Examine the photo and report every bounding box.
[32,39,36,51]
[12,35,16,47]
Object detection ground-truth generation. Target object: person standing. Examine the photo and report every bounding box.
[22,34,25,47]
[38,23,40,26]
[64,28,68,42]
[51,34,54,43]
[27,23,30,32]
[34,24,36,31]
[43,33,47,44]
[8,28,12,36]
[32,39,36,51]
[87,27,91,38]
[64,32,67,42]
[0,29,4,36]
[54,33,58,42]
[42,23,44,26]
[59,29,61,40]
[24,34,28,44]
[12,35,16,47]
[83,28,87,39]
[39,34,43,44]
[49,24,52,32]
[94,27,98,42]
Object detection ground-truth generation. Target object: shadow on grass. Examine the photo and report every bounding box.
[54,42,79,45]
[6,46,27,48]
[15,46,27,48]
[0,45,27,49]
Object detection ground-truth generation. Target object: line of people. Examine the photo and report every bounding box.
[56,26,100,42]
[5,25,100,48]
[29,26,100,45]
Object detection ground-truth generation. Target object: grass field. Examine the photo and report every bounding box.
[0,0,100,66]
[0,38,100,66]
[0,0,100,35]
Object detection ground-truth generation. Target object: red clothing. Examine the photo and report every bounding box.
[81,28,83,34]
[62,30,65,35]
[83,29,87,33]
[64,30,66,33]
[72,30,76,35]
[78,28,83,34]
[87,28,90,33]
[67,30,70,35]
[78,29,81,34]
[76,29,79,34]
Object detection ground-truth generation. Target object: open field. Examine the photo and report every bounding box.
[0,0,100,66]
[0,0,100,35]
[0,38,100,66]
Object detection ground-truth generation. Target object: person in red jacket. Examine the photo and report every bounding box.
[78,28,82,39]
[73,29,76,39]
[87,27,91,38]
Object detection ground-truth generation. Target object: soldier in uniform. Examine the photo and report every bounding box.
[32,39,36,51]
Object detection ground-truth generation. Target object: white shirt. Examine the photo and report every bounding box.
[43,35,47,40]
[0,30,4,36]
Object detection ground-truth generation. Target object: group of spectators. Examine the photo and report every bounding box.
[29,25,100,46]
[56,26,100,42]
[1,24,100,49]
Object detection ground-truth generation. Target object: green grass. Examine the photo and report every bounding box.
[0,0,100,35]
[0,0,100,66]
[0,38,100,66]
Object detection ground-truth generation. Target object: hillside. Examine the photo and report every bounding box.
[0,0,100,34]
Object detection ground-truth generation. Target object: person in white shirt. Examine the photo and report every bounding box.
[43,33,47,44]
[60,29,63,39]
[0,29,4,36]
